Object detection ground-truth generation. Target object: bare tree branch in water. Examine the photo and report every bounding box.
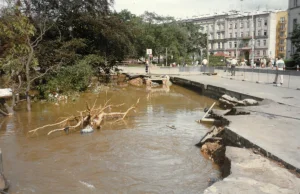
[27,98,139,137]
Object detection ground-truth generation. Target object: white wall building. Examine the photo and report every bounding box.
[286,0,300,59]
[183,11,278,61]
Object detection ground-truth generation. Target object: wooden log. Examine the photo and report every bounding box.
[201,102,216,120]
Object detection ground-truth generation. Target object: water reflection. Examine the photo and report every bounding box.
[0,85,220,193]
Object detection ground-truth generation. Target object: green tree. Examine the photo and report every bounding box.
[291,24,300,64]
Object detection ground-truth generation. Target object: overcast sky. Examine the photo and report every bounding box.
[114,0,288,19]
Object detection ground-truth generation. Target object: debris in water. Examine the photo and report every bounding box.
[166,125,176,130]
[79,181,95,190]
[80,125,94,134]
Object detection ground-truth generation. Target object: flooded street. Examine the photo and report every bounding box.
[0,85,220,193]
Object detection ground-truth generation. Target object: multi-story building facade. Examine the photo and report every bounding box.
[183,11,280,61]
[287,0,300,59]
[275,11,288,58]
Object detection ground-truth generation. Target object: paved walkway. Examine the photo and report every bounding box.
[177,75,300,107]
[120,66,300,107]
[121,66,300,171]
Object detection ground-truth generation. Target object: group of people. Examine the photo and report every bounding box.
[225,57,286,85]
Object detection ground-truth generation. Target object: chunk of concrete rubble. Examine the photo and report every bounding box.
[204,147,300,194]
[239,99,259,106]
[128,78,143,87]
[219,95,258,109]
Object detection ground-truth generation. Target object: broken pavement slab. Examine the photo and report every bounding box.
[204,147,300,194]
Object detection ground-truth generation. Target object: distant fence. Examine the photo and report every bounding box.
[179,66,215,73]
[214,66,300,90]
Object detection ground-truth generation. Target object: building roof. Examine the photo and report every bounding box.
[180,9,288,23]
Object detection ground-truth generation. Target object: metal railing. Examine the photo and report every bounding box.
[214,66,300,90]
[179,66,215,74]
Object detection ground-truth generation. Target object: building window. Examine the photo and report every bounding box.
[264,20,268,26]
[280,17,285,23]
[247,21,250,28]
[280,47,284,52]
[235,32,237,37]
[257,40,260,46]
[230,33,232,38]
[263,40,266,46]
[294,0,298,7]
[280,32,284,37]
[234,23,237,29]
[241,22,244,28]
[264,30,267,36]
[258,20,261,27]
[241,32,244,37]
[280,24,285,30]
[280,39,284,44]
[211,43,213,49]
[229,42,232,48]
[229,23,232,29]
[257,30,261,36]
[218,42,221,49]
[263,50,266,56]
[217,32,220,39]
[247,31,250,37]
[257,51,260,56]
[234,42,237,48]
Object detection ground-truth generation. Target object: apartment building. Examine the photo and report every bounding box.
[276,11,288,58]
[287,0,300,59]
[183,11,278,61]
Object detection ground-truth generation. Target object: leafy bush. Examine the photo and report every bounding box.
[209,56,226,66]
[284,59,296,70]
[37,58,94,97]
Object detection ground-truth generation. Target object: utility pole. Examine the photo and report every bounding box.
[251,13,255,67]
[236,39,238,59]
[206,23,210,66]
[165,48,168,67]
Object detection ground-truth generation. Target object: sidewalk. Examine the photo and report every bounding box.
[177,75,300,107]
[121,67,300,171]
[175,75,300,171]
[120,66,300,107]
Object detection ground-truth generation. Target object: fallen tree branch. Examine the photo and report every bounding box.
[0,108,9,116]
[28,98,139,137]
[47,120,82,136]
[28,117,73,135]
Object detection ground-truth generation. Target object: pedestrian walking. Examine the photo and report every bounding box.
[224,58,230,72]
[145,60,149,74]
[202,58,208,72]
[201,58,208,67]
[240,59,246,67]
[273,57,285,85]
[231,58,237,76]
[255,59,260,68]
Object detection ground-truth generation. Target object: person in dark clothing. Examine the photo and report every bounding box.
[255,59,260,68]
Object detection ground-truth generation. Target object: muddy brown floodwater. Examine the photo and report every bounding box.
[0,85,220,194]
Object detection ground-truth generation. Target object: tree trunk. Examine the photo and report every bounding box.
[158,55,160,64]
[25,39,34,112]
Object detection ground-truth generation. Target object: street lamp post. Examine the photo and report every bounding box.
[251,13,255,67]
[206,23,210,66]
